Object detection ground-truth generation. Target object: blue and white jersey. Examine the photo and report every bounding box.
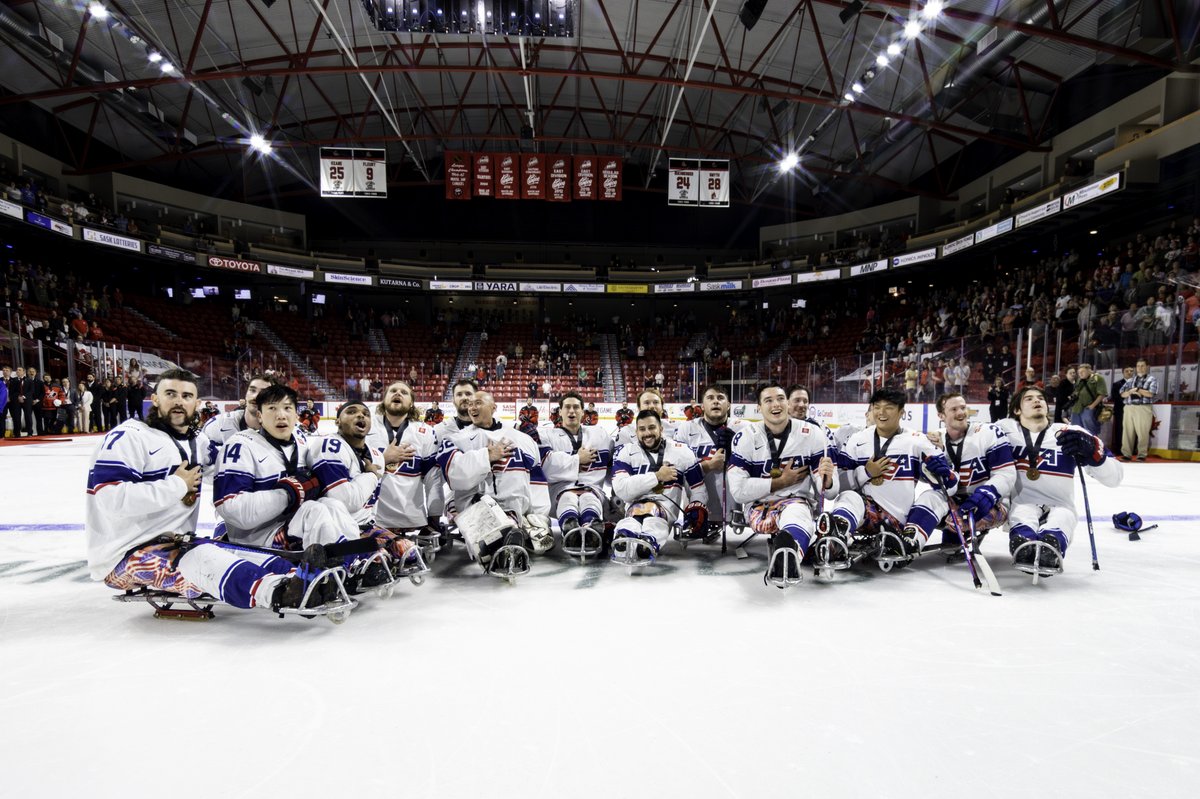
[612,417,680,454]
[611,438,707,509]
[85,419,215,580]
[437,421,551,517]
[838,426,954,521]
[994,420,1123,513]
[202,408,248,464]
[364,417,444,529]
[675,416,751,520]
[213,429,309,547]
[308,433,383,527]
[540,424,612,498]
[934,423,1016,500]
[727,420,837,507]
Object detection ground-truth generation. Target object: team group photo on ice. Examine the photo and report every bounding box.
[85,359,1127,622]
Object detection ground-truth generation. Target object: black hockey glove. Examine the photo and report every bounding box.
[1056,428,1106,467]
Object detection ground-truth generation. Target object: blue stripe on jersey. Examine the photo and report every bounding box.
[214,469,279,503]
[312,458,351,489]
[86,462,171,491]
[612,458,635,476]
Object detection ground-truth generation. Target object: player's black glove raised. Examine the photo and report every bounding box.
[1057,428,1106,467]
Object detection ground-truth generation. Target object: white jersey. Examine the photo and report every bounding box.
[994,420,1123,513]
[85,420,215,579]
[434,415,474,445]
[213,429,310,547]
[437,421,550,517]
[540,424,612,497]
[611,438,707,510]
[612,417,680,453]
[933,423,1016,500]
[832,423,860,450]
[728,420,838,507]
[364,416,445,529]
[307,432,383,526]
[837,426,956,521]
[675,416,751,519]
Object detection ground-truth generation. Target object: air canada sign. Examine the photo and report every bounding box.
[208,256,262,273]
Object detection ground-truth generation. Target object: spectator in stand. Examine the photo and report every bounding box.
[904,362,919,402]
[997,345,1014,383]
[952,358,969,395]
[1070,363,1106,435]
[1054,367,1076,424]
[22,367,42,435]
[6,366,22,437]
[112,378,129,427]
[1017,368,1043,391]
[60,377,78,433]
[987,376,1010,423]
[1110,365,1134,453]
[1120,358,1157,462]
[495,352,507,379]
[126,375,145,421]
[409,365,419,384]
[87,320,104,341]
[358,374,371,400]
[78,379,93,433]
[577,365,587,387]
[41,374,64,434]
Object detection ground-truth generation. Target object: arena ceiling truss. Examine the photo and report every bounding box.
[0,1,1196,206]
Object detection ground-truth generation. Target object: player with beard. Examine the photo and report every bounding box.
[435,378,477,445]
[364,380,445,557]
[728,385,837,587]
[821,388,959,565]
[675,384,748,538]
[203,374,272,462]
[612,388,679,452]
[995,386,1123,577]
[437,391,552,577]
[610,409,708,566]
[909,393,1015,551]
[311,399,426,592]
[541,391,612,558]
[86,369,318,615]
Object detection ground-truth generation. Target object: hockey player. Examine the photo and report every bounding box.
[675,384,748,535]
[728,384,837,586]
[435,378,478,445]
[583,402,600,426]
[541,391,612,557]
[610,409,708,564]
[437,391,552,574]
[996,386,1123,576]
[909,393,1015,548]
[311,399,423,591]
[202,374,273,459]
[517,396,540,440]
[824,388,958,562]
[612,388,678,452]
[213,384,366,599]
[364,380,445,554]
[614,402,634,429]
[424,402,445,426]
[86,369,314,614]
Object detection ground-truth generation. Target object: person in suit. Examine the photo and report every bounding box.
[23,367,43,435]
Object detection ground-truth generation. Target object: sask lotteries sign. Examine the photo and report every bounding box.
[319,147,387,198]
[668,159,730,207]
[83,227,142,253]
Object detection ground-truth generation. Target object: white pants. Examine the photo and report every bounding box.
[554,487,604,526]
[1009,503,1076,549]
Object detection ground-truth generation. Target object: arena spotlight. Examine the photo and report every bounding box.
[779,152,799,172]
[876,54,889,67]
[839,1,864,25]
[159,62,176,74]
[88,3,109,20]
[921,1,944,20]
[249,134,272,155]
[148,50,163,63]
[904,19,923,39]
[887,42,902,56]
[851,82,864,93]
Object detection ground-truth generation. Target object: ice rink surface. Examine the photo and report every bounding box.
[2,436,1198,799]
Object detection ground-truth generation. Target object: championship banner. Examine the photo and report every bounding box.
[600,157,622,200]
[319,148,355,196]
[668,158,700,206]
[445,152,472,200]
[352,148,387,198]
[474,153,494,198]
[547,157,571,202]
[497,153,520,199]
[522,154,545,199]
[699,160,731,207]
[574,156,596,200]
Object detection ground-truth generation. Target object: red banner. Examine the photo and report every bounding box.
[445,151,471,200]
[522,154,545,200]
[574,156,597,200]
[496,153,519,199]
[600,156,623,201]
[473,153,494,197]
[548,157,572,202]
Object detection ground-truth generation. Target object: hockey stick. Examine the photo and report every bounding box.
[1077,466,1100,571]
[189,535,380,564]
[967,512,1002,597]
[934,481,982,590]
